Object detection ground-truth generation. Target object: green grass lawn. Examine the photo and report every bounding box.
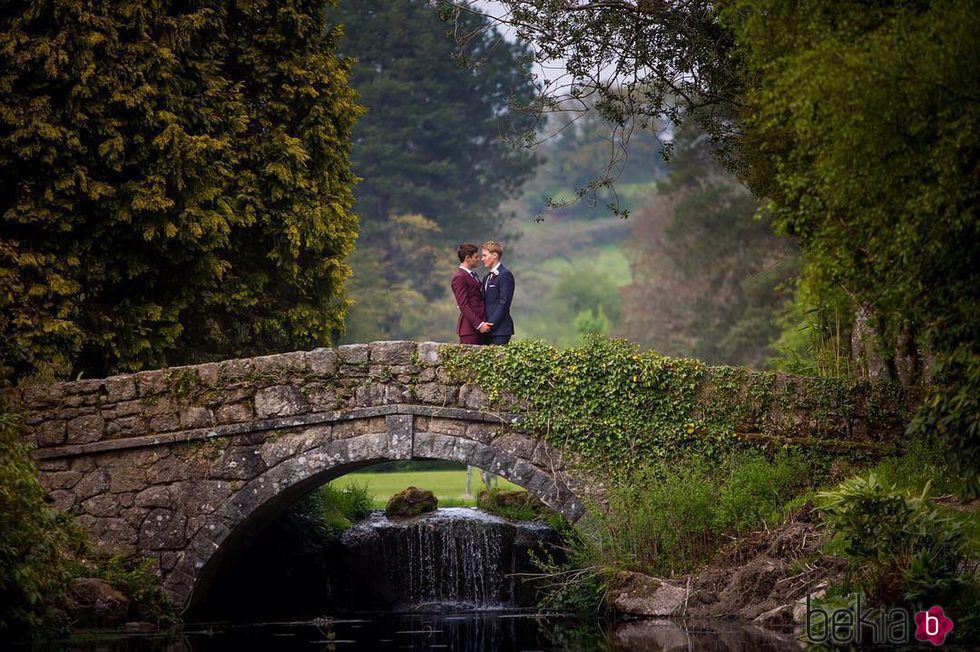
[329,470,522,508]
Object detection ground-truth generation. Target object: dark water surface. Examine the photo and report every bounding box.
[48,509,804,650]
[55,614,802,651]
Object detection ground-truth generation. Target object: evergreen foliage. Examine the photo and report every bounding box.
[328,0,538,245]
[0,0,360,382]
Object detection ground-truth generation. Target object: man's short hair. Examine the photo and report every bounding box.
[457,242,479,262]
[482,240,503,258]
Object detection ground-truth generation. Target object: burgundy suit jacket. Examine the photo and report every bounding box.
[451,268,485,338]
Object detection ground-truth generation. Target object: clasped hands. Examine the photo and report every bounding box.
[479,322,493,333]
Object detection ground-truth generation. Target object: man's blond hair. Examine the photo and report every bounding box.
[482,240,503,258]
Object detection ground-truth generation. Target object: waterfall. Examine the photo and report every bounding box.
[338,508,557,611]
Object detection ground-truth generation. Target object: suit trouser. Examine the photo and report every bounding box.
[459,334,483,345]
[486,335,511,345]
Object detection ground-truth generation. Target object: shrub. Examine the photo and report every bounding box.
[0,410,84,637]
[817,474,968,606]
[299,481,373,537]
[539,449,817,600]
[714,451,809,535]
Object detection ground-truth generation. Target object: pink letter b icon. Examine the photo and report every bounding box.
[915,606,953,646]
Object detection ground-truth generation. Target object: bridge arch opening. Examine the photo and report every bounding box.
[169,414,584,613]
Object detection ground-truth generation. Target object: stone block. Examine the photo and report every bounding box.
[354,383,385,406]
[611,572,689,617]
[109,464,149,493]
[159,551,179,571]
[70,456,98,472]
[106,415,148,438]
[428,418,466,437]
[212,446,267,480]
[179,406,213,429]
[384,384,410,404]
[369,340,415,365]
[81,493,128,518]
[465,422,498,444]
[149,413,180,432]
[136,485,172,508]
[386,414,414,459]
[412,432,455,459]
[104,399,143,418]
[459,384,489,410]
[75,469,110,501]
[338,344,369,365]
[136,370,169,397]
[260,432,307,466]
[37,458,70,471]
[40,470,83,491]
[252,351,307,378]
[307,348,338,377]
[79,515,138,555]
[211,358,252,386]
[493,433,537,459]
[417,367,437,382]
[104,376,137,402]
[416,342,442,366]
[169,480,233,516]
[21,382,64,406]
[72,379,106,395]
[67,414,105,444]
[193,362,223,387]
[415,383,458,406]
[146,455,192,485]
[48,489,76,511]
[36,420,67,446]
[215,402,252,424]
[140,508,187,550]
[254,385,307,418]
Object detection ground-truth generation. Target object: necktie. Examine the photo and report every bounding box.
[471,272,480,283]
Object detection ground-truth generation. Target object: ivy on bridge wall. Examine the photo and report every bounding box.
[443,336,914,473]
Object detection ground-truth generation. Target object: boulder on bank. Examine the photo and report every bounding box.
[67,577,130,625]
[610,571,689,616]
[385,486,438,517]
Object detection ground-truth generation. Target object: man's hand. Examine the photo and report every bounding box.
[479,322,493,333]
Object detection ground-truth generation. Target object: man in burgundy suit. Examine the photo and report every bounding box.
[452,243,492,344]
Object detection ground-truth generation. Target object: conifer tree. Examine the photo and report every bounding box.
[0,1,360,381]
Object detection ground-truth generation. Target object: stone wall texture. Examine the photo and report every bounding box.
[6,340,912,611]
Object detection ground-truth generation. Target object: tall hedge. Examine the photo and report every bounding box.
[0,1,361,382]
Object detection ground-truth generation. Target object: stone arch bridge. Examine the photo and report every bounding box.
[8,341,910,611]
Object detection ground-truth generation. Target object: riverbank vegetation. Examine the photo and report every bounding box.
[0,410,171,640]
[529,444,979,640]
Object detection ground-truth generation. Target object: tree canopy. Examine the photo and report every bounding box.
[0,0,361,382]
[328,0,539,244]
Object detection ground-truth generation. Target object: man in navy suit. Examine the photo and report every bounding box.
[480,240,515,345]
[451,243,492,344]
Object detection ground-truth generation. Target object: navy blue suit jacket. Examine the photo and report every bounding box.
[483,265,515,336]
